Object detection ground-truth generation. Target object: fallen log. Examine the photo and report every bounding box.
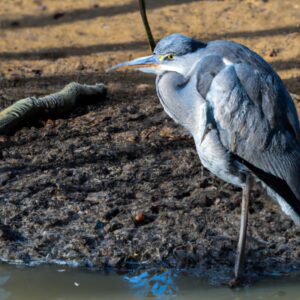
[0,82,107,135]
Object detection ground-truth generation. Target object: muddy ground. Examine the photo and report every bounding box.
[0,0,300,281]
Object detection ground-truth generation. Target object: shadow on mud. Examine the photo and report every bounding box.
[0,0,201,29]
[0,41,148,61]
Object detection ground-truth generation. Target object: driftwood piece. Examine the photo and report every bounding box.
[0,82,107,135]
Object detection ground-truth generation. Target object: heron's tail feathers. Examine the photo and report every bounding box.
[235,155,300,226]
[265,186,300,226]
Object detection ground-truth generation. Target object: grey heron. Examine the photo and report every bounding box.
[109,33,300,283]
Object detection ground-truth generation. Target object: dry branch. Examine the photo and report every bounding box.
[0,82,107,135]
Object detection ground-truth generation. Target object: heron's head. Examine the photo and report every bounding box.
[108,34,205,76]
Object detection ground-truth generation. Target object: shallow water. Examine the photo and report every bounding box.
[0,264,300,300]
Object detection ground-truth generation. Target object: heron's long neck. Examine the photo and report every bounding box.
[156,71,201,134]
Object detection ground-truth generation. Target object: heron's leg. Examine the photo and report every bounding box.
[233,175,252,283]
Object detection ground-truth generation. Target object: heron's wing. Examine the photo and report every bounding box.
[195,43,300,214]
[202,41,300,143]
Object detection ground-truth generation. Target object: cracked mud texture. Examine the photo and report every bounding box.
[0,0,300,281]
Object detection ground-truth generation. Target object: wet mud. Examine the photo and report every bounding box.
[0,0,300,282]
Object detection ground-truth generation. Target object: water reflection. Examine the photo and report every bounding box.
[0,272,10,300]
[0,264,300,300]
[124,268,178,299]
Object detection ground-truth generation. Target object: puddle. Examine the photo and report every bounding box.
[0,264,300,300]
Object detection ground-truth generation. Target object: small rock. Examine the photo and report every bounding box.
[135,210,144,223]
[269,48,280,57]
[132,211,156,226]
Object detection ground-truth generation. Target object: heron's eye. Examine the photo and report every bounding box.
[166,54,175,61]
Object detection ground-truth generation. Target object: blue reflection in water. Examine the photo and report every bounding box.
[124,268,179,299]
[0,273,10,300]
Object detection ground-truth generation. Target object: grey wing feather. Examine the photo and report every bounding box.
[198,41,300,201]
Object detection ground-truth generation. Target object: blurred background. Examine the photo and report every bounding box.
[0,0,299,102]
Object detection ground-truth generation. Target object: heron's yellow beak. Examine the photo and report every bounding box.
[107,55,160,72]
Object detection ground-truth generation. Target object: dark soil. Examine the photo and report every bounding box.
[0,0,299,283]
[0,71,300,282]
